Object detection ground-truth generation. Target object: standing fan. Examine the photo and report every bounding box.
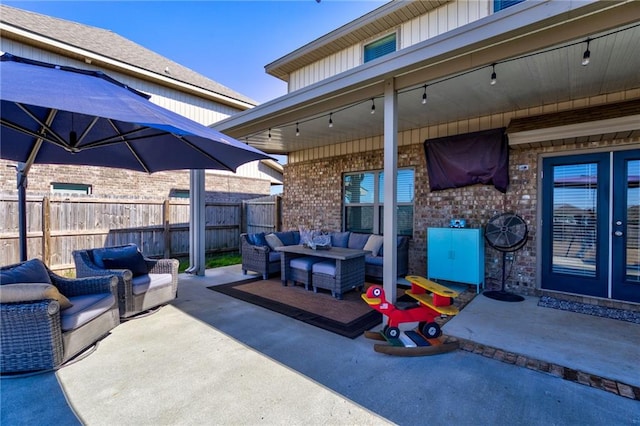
[484,212,528,302]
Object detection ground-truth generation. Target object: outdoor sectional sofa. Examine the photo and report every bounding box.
[240,230,409,281]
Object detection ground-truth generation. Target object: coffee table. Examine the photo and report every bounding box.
[275,245,369,298]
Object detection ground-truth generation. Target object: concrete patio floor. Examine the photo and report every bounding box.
[1,264,639,425]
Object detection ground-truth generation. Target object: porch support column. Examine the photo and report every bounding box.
[187,169,206,276]
[382,78,398,303]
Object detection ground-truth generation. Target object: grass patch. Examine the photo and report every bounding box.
[178,252,241,273]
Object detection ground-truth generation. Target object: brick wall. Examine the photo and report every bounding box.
[0,161,270,202]
[282,137,637,296]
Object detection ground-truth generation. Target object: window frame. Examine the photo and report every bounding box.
[50,182,92,195]
[363,31,398,64]
[170,189,190,199]
[342,168,414,236]
[493,0,526,13]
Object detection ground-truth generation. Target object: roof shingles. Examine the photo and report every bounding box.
[0,4,257,106]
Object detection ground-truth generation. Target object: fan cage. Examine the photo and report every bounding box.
[484,213,528,252]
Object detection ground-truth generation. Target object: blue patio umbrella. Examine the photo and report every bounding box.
[0,53,272,260]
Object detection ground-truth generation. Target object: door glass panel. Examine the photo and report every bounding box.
[625,160,640,282]
[551,163,598,277]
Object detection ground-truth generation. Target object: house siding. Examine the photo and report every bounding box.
[0,39,242,124]
[288,0,491,92]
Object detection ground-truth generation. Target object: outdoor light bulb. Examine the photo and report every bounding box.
[422,86,428,105]
[370,99,376,114]
[296,123,300,136]
[490,64,497,86]
[329,114,333,128]
[582,39,591,66]
[268,128,271,139]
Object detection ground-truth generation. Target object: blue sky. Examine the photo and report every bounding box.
[4,1,386,104]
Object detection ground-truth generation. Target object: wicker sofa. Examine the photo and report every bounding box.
[241,230,409,281]
[0,258,119,373]
[73,244,179,318]
[241,231,300,280]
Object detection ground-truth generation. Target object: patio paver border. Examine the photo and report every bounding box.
[457,339,640,400]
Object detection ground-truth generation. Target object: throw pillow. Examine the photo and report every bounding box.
[348,233,371,250]
[265,233,284,250]
[102,251,149,277]
[330,232,350,248]
[0,259,52,285]
[92,244,139,269]
[363,235,384,257]
[277,231,298,246]
[250,232,268,247]
[0,283,73,310]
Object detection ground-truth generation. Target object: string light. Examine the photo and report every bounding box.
[241,24,637,142]
[268,128,271,139]
[582,38,591,66]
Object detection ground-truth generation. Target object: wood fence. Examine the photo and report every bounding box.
[0,194,281,272]
[242,194,282,235]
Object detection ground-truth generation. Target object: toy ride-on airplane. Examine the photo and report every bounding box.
[361,275,460,356]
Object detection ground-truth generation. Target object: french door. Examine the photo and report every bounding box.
[541,149,640,303]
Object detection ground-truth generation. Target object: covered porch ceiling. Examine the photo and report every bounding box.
[216,1,640,155]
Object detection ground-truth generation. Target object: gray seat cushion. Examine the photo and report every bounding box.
[365,255,383,266]
[268,252,281,263]
[312,260,336,276]
[62,293,116,331]
[131,273,173,296]
[290,256,323,271]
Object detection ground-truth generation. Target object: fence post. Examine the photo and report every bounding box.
[42,196,51,265]
[240,200,246,234]
[163,199,171,259]
[275,195,282,232]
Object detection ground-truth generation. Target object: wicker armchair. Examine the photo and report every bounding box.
[240,233,280,279]
[0,259,119,373]
[73,244,178,318]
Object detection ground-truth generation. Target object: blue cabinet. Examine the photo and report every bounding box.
[427,228,484,293]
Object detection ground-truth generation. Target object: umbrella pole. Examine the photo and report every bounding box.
[17,163,28,261]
